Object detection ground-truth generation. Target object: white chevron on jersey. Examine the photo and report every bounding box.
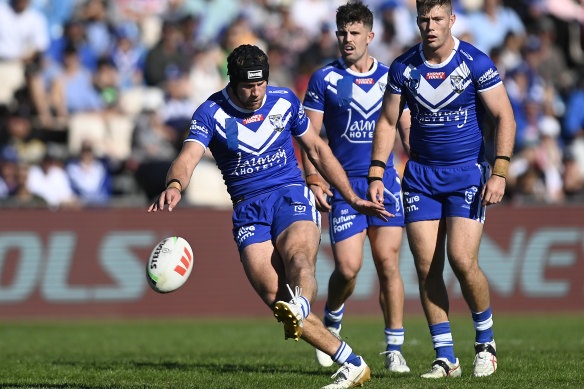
[405,61,471,113]
[324,71,386,119]
[213,98,292,155]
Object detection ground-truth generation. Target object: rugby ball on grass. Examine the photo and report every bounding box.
[146,237,194,293]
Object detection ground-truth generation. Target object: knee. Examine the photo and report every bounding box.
[335,261,361,282]
[289,250,316,274]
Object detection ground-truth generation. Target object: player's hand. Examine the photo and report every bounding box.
[148,187,182,212]
[481,174,506,206]
[307,182,332,212]
[348,196,392,221]
[367,180,385,205]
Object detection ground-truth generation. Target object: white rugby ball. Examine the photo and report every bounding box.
[146,237,194,293]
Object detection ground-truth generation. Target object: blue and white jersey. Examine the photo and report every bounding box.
[388,38,502,165]
[186,85,309,202]
[303,58,394,176]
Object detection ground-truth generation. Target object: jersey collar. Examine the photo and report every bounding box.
[339,56,378,76]
[222,85,267,113]
[419,37,460,69]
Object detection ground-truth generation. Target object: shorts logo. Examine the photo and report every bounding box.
[405,193,420,213]
[332,214,355,233]
[236,225,255,245]
[243,114,263,125]
[247,70,263,79]
[465,186,478,204]
[294,204,306,214]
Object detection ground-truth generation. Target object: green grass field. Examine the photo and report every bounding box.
[1,313,583,388]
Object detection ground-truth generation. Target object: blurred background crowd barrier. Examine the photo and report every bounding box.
[0,206,581,319]
[0,0,584,209]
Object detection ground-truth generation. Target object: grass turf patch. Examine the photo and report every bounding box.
[0,313,583,388]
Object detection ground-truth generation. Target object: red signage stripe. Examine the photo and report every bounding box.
[174,265,186,276]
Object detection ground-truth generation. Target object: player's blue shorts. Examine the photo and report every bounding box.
[328,168,404,245]
[402,159,490,224]
[232,184,320,252]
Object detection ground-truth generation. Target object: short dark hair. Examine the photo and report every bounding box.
[336,1,373,31]
[416,0,452,16]
[227,44,269,87]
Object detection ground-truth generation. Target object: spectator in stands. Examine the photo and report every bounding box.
[66,141,112,206]
[467,0,526,55]
[128,92,175,201]
[46,19,98,71]
[159,65,194,151]
[0,0,49,63]
[26,144,79,209]
[110,21,145,91]
[58,44,103,114]
[3,110,46,165]
[0,146,19,198]
[143,20,189,88]
[0,162,48,208]
[81,0,114,60]
[562,150,584,200]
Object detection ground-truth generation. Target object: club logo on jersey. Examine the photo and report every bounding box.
[356,78,374,85]
[269,114,284,132]
[450,75,466,94]
[465,186,478,205]
[243,114,264,125]
[406,69,421,94]
[426,72,446,80]
[378,81,387,93]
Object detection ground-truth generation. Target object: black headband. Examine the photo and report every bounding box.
[229,65,269,85]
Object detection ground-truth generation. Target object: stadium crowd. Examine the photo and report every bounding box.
[0,0,583,209]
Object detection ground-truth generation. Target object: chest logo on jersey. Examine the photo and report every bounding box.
[406,69,421,94]
[243,114,264,125]
[356,78,374,85]
[450,75,466,94]
[426,72,445,80]
[269,114,284,132]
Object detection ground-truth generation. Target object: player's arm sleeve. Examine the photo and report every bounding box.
[303,72,326,113]
[386,60,404,96]
[185,105,214,151]
[290,92,311,137]
[473,52,503,92]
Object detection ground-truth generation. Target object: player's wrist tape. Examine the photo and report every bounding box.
[369,159,386,169]
[368,165,385,179]
[305,173,322,186]
[306,174,329,192]
[166,178,183,192]
[495,155,511,161]
[367,176,383,184]
[492,157,510,179]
